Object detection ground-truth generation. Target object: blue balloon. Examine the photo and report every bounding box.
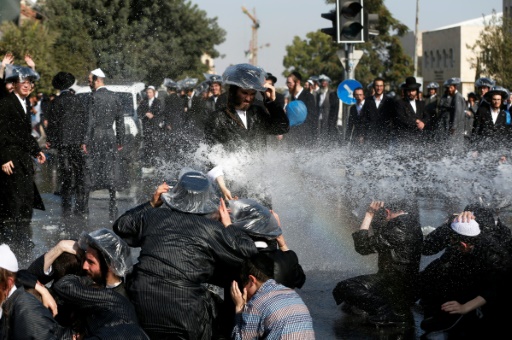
[286,100,307,127]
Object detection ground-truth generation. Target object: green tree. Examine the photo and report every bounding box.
[468,11,512,90]
[42,0,226,85]
[0,20,59,93]
[283,0,413,89]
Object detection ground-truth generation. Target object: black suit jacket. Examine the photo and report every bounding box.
[137,97,162,132]
[0,93,44,219]
[360,95,395,144]
[46,90,88,147]
[393,99,429,141]
[476,107,511,150]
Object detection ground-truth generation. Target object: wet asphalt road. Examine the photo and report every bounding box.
[25,160,437,340]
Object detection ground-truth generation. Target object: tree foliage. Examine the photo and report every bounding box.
[0,0,226,90]
[283,0,413,89]
[0,20,59,93]
[42,0,226,85]
[468,12,512,90]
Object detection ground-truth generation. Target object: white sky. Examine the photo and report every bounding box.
[190,0,502,83]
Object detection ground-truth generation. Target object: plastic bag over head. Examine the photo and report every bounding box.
[5,64,40,83]
[195,80,210,95]
[163,78,178,89]
[161,167,221,214]
[78,228,133,277]
[228,198,281,240]
[222,63,266,92]
[181,77,198,90]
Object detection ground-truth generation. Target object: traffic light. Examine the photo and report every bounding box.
[320,9,338,42]
[338,0,364,43]
[364,10,379,41]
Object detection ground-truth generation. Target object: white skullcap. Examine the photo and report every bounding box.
[451,219,480,237]
[147,85,155,90]
[91,68,106,78]
[0,244,18,272]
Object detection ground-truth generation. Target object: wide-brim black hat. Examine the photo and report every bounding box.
[401,76,421,90]
[485,86,509,101]
[52,72,75,90]
[265,72,277,85]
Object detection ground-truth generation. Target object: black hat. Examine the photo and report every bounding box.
[485,86,509,101]
[265,72,277,85]
[52,72,76,90]
[401,76,421,91]
[290,71,302,82]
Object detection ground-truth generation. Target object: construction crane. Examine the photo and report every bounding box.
[242,6,260,65]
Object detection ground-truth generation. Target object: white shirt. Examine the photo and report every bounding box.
[491,108,500,124]
[356,100,365,115]
[148,98,154,108]
[236,109,248,128]
[409,99,417,113]
[374,94,383,108]
[294,88,304,100]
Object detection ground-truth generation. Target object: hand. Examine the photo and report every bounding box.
[454,211,475,223]
[57,240,79,255]
[367,201,384,216]
[81,144,88,154]
[230,280,247,314]
[441,300,466,314]
[117,145,123,151]
[35,283,58,317]
[145,112,154,119]
[24,54,35,70]
[276,135,283,141]
[2,161,14,175]
[1,52,14,67]
[219,198,232,227]
[216,176,233,200]
[263,83,276,102]
[46,142,51,149]
[36,151,46,164]
[416,120,425,130]
[150,182,170,208]
[270,210,281,227]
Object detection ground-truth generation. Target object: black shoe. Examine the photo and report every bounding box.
[368,311,408,327]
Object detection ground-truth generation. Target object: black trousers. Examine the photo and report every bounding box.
[58,145,86,214]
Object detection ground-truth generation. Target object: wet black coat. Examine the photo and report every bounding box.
[360,95,395,146]
[332,215,423,315]
[137,97,163,135]
[83,87,125,190]
[0,93,44,222]
[205,99,289,152]
[0,286,72,340]
[113,202,258,339]
[46,91,88,148]
[52,275,148,340]
[286,90,317,146]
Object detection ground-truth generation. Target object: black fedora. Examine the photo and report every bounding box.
[401,76,421,91]
[265,72,277,85]
[52,72,75,90]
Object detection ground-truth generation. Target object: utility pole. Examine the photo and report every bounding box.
[242,6,260,65]
[413,0,420,77]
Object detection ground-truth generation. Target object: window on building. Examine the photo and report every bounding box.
[449,48,454,68]
[437,50,442,68]
[431,51,435,69]
[424,51,429,68]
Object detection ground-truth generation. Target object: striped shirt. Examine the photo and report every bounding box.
[233,279,315,340]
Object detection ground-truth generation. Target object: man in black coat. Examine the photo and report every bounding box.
[81,68,125,220]
[475,86,512,153]
[393,77,430,147]
[114,170,258,339]
[332,200,423,326]
[285,71,318,148]
[204,74,224,114]
[46,72,88,217]
[347,87,365,146]
[204,64,289,200]
[0,65,46,258]
[137,85,162,172]
[360,77,395,148]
